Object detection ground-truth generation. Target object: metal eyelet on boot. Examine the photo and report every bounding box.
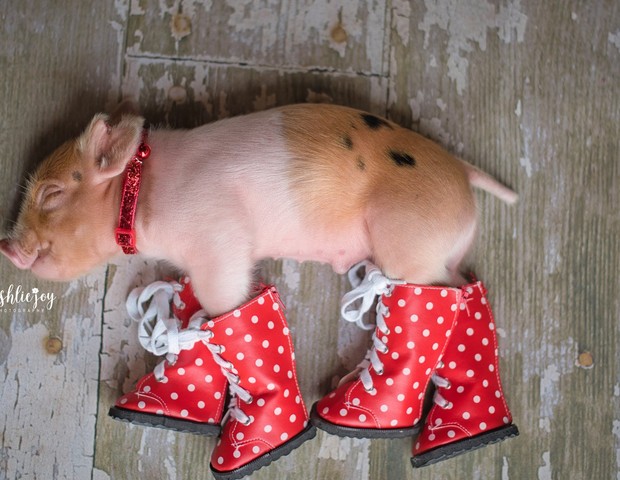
[365,386,377,395]
[384,285,395,297]
[379,304,391,320]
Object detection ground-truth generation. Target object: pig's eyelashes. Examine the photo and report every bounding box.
[37,184,65,211]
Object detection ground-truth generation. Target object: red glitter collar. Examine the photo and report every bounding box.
[115,129,151,254]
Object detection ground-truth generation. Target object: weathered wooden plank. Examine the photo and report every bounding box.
[0,1,128,479]
[126,0,389,75]
[389,1,620,478]
[119,56,388,126]
[0,271,105,480]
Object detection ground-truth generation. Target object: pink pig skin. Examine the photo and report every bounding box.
[0,104,516,315]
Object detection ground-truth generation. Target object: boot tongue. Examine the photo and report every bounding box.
[171,276,203,328]
[338,365,365,387]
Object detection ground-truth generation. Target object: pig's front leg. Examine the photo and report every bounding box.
[184,246,255,317]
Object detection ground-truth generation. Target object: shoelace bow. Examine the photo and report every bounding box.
[339,261,405,393]
[126,281,253,425]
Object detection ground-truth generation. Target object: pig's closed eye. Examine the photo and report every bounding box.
[37,184,65,211]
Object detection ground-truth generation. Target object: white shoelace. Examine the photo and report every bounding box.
[431,370,453,409]
[126,280,183,356]
[126,280,253,425]
[339,261,404,393]
[341,260,397,330]
[126,280,211,378]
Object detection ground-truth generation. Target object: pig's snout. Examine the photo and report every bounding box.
[0,238,38,270]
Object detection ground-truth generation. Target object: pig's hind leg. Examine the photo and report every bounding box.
[365,195,476,287]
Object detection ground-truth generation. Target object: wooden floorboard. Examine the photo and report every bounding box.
[1,1,618,479]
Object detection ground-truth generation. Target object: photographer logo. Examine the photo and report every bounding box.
[0,284,56,313]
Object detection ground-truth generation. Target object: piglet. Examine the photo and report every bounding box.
[1,104,516,315]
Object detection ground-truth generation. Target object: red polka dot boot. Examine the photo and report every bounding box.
[311,261,463,438]
[410,281,519,467]
[206,285,316,480]
[109,277,227,435]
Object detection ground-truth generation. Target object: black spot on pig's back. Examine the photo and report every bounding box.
[341,135,353,150]
[361,113,393,130]
[388,150,416,167]
[356,156,366,171]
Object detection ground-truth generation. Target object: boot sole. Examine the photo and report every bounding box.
[210,423,317,480]
[109,406,221,436]
[310,403,422,439]
[410,423,519,468]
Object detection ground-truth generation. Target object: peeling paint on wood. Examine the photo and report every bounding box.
[417,0,528,95]
[126,0,388,75]
[0,291,102,479]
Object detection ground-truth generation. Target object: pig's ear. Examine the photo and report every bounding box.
[78,113,145,183]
